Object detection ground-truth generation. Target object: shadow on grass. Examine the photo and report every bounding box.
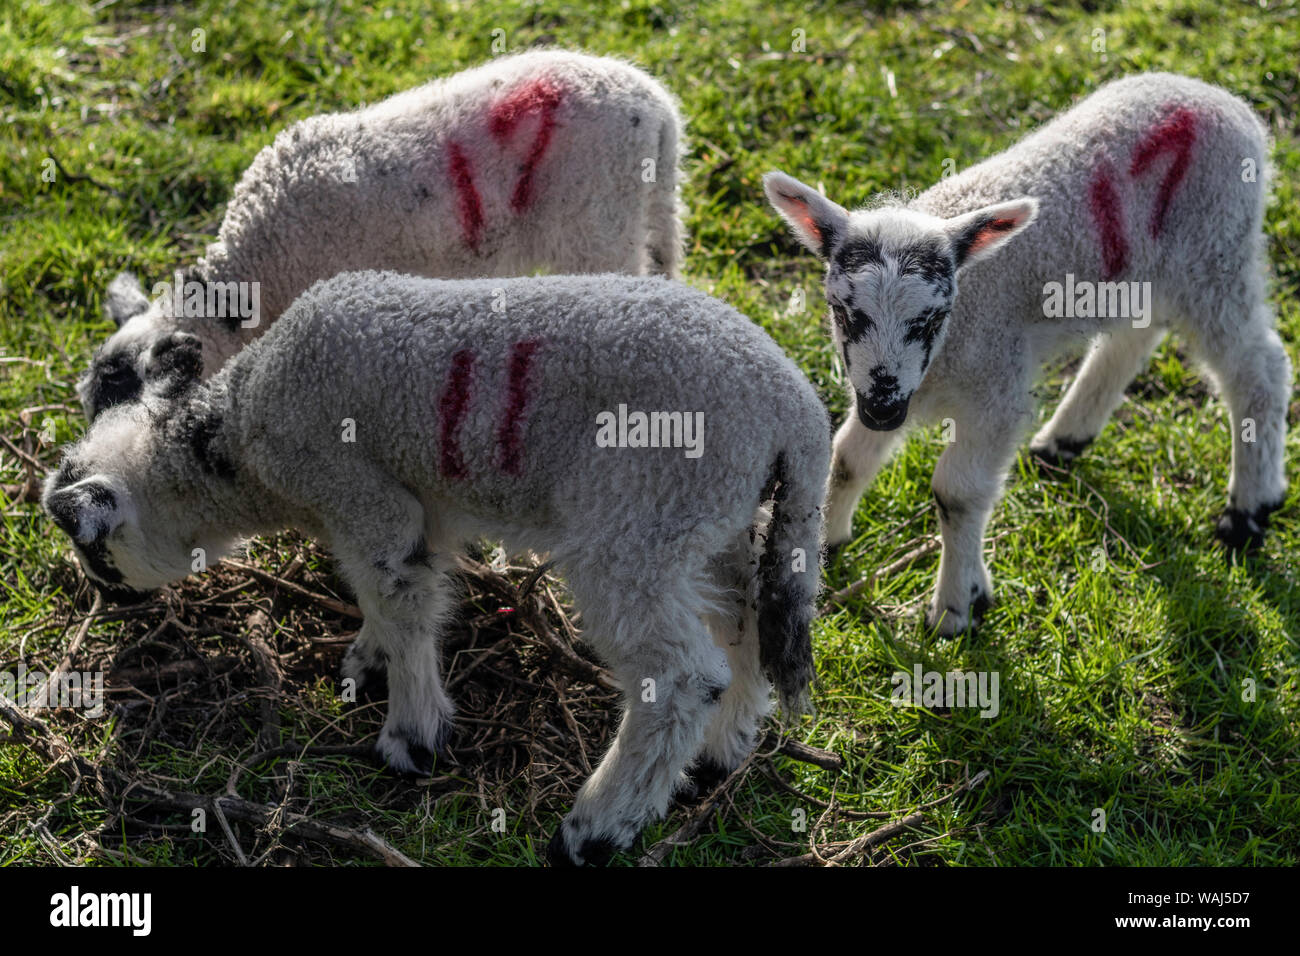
[823,456,1298,863]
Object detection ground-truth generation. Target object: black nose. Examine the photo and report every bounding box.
[857,393,910,431]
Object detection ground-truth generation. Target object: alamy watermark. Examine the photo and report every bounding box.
[891,664,1000,718]
[1042,273,1152,328]
[1,665,105,717]
[595,404,704,459]
[151,270,261,328]
[49,886,150,936]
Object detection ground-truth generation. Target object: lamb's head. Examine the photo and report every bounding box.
[764,171,1037,431]
[78,273,204,421]
[47,360,226,601]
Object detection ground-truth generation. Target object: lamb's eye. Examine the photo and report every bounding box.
[833,305,874,337]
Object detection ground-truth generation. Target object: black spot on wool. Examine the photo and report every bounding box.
[149,333,203,398]
[77,538,124,585]
[174,404,236,479]
[903,307,949,371]
[932,487,957,525]
[756,453,815,712]
[404,536,432,567]
[84,482,117,511]
[846,307,875,340]
[834,235,884,272]
[49,458,87,494]
[895,237,955,292]
[88,353,144,418]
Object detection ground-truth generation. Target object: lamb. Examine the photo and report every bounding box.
[765,72,1290,636]
[80,49,685,420]
[43,270,831,866]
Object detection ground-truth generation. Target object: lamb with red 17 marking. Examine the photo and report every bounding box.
[81,50,685,421]
[766,72,1289,635]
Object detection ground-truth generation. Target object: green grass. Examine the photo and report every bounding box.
[2,0,1298,866]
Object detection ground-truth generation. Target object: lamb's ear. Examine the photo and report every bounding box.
[43,477,125,546]
[946,198,1039,270]
[763,171,850,259]
[144,330,203,395]
[104,272,151,327]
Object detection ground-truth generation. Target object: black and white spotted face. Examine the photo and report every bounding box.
[824,221,957,429]
[764,171,1038,431]
[42,415,182,599]
[47,339,229,600]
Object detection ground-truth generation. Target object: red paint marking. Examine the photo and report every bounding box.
[1129,107,1197,238]
[1088,163,1129,280]
[439,349,475,480]
[448,141,485,250]
[496,339,541,476]
[489,78,564,213]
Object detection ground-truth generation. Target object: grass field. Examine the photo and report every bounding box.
[1,0,1297,866]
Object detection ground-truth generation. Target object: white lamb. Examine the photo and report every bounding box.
[43,271,830,866]
[766,72,1290,635]
[81,50,685,420]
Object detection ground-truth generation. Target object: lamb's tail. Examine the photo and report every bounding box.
[757,446,825,715]
[644,106,685,277]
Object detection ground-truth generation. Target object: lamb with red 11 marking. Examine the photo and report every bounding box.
[767,72,1289,635]
[43,271,830,867]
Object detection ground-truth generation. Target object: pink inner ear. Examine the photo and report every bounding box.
[966,216,1020,256]
[779,194,822,243]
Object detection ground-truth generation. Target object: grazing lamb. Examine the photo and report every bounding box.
[766,72,1290,635]
[43,271,830,866]
[80,49,685,420]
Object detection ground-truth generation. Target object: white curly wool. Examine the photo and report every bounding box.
[79,50,685,419]
[767,73,1290,635]
[45,271,830,866]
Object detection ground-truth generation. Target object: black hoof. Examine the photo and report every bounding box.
[380,722,451,777]
[674,757,731,807]
[379,744,436,778]
[1030,436,1092,474]
[404,742,436,776]
[926,588,992,634]
[546,830,616,867]
[1215,501,1280,552]
[357,665,388,702]
[546,831,576,867]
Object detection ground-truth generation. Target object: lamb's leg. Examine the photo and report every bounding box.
[1029,324,1165,465]
[328,490,457,775]
[1184,300,1291,549]
[824,410,906,553]
[643,117,683,277]
[548,571,729,865]
[927,401,1028,636]
[341,632,388,701]
[685,525,771,798]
